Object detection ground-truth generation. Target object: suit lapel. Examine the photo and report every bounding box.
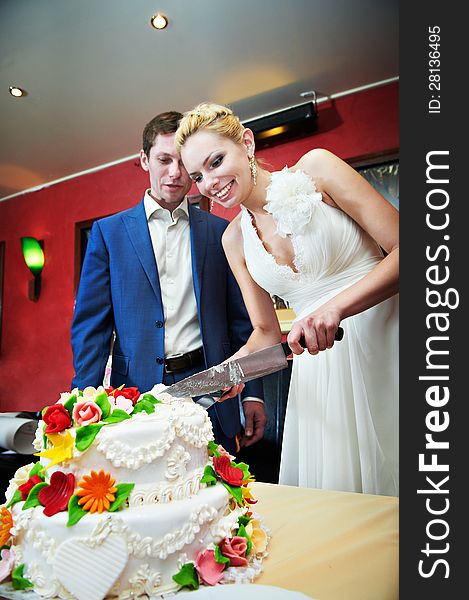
[189,204,207,310]
[122,200,163,302]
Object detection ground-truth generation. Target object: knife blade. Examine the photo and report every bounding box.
[162,326,344,405]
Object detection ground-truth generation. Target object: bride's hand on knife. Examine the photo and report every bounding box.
[288,306,342,355]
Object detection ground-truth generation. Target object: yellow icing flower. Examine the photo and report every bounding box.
[241,485,257,506]
[0,507,13,546]
[35,430,74,469]
[245,518,268,554]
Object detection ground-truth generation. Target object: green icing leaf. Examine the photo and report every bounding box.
[22,482,48,510]
[63,394,78,417]
[102,409,132,424]
[172,563,200,590]
[75,423,104,452]
[236,523,252,556]
[207,441,221,457]
[233,461,251,481]
[11,564,34,590]
[200,465,217,486]
[141,393,162,404]
[0,544,11,551]
[214,544,230,566]
[131,399,155,415]
[5,489,22,509]
[41,406,49,417]
[222,482,243,506]
[108,483,135,512]
[28,461,45,480]
[237,514,251,527]
[94,391,111,419]
[67,495,87,527]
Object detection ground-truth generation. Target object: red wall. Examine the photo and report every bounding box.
[0,82,398,411]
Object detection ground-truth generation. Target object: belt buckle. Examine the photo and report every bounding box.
[164,352,185,374]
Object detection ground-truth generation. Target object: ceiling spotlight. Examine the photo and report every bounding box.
[9,86,27,98]
[150,13,168,30]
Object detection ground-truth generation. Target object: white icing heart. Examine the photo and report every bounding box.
[54,534,128,600]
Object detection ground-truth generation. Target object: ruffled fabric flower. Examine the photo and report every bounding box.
[72,400,102,426]
[213,455,244,487]
[265,167,322,237]
[219,536,248,567]
[245,518,268,554]
[0,547,16,583]
[194,549,225,585]
[75,470,117,513]
[0,507,13,546]
[18,474,43,500]
[38,471,75,517]
[43,404,72,433]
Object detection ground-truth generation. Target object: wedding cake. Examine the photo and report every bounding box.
[0,385,269,599]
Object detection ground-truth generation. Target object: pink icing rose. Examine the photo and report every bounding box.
[219,536,248,567]
[0,548,16,583]
[194,549,225,585]
[72,400,102,426]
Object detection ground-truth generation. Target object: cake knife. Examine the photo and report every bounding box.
[162,327,344,407]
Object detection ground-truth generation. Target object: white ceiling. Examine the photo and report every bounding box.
[0,0,399,202]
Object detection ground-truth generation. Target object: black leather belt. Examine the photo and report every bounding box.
[164,347,204,374]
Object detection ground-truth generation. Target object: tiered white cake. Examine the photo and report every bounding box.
[0,385,269,600]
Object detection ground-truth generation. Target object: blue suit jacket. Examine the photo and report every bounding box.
[71,199,263,438]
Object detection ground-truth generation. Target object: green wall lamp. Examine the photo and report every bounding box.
[21,237,45,301]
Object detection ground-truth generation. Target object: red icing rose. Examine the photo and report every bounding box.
[219,536,248,567]
[105,386,141,405]
[38,471,76,517]
[18,474,43,500]
[213,454,244,486]
[43,404,72,433]
[194,549,225,586]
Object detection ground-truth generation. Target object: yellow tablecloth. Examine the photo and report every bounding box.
[252,482,398,600]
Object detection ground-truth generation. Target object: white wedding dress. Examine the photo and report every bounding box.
[240,168,399,496]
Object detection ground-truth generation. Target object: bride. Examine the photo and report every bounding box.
[176,103,399,496]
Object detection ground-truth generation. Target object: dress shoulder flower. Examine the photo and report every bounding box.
[265,167,322,237]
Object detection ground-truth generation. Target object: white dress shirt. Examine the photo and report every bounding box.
[144,192,262,405]
[144,192,202,358]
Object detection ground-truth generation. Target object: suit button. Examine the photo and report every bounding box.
[155,320,163,328]
[156,357,164,365]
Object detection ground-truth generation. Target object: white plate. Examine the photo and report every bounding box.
[179,584,316,599]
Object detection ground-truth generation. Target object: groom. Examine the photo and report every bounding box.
[71,111,267,453]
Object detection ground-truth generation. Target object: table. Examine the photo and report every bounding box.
[0,483,398,600]
[252,482,398,600]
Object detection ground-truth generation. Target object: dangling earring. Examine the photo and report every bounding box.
[210,199,214,212]
[248,155,258,186]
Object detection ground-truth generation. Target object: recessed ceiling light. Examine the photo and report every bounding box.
[9,85,27,98]
[150,13,168,30]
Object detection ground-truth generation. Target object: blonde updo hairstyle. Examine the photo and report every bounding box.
[175,102,247,152]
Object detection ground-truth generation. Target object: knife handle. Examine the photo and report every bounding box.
[282,326,344,355]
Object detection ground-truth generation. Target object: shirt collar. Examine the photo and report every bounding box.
[144,190,189,221]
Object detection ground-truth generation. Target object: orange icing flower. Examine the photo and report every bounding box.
[0,507,13,546]
[75,470,117,514]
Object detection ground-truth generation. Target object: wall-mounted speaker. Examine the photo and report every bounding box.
[243,101,318,149]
